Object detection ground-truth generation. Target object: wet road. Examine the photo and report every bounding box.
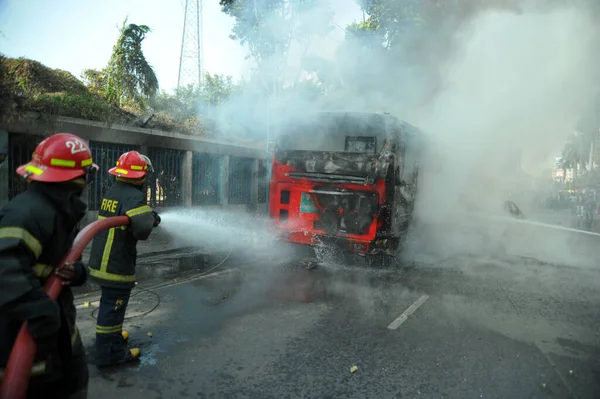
[75,247,600,399]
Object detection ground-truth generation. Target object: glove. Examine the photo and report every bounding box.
[152,211,161,227]
[9,291,61,342]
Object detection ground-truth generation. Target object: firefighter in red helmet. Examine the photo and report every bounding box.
[88,151,160,368]
[0,133,98,398]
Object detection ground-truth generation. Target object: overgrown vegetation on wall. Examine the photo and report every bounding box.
[0,54,213,135]
[0,18,240,136]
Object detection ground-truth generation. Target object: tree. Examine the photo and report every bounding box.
[105,18,159,109]
[201,73,237,107]
[81,68,107,98]
[220,0,333,95]
[352,0,521,46]
[352,0,427,49]
[151,73,238,119]
[152,84,202,120]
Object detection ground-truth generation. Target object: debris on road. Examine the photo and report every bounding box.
[350,365,359,373]
[83,301,91,308]
[122,331,129,340]
[147,332,153,338]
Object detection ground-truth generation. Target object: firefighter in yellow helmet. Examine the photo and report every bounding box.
[88,151,160,368]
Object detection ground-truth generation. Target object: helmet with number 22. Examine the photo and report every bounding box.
[16,133,99,183]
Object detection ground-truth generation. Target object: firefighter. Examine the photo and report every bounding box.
[0,133,98,398]
[88,151,160,368]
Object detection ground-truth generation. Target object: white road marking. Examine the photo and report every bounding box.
[387,294,430,330]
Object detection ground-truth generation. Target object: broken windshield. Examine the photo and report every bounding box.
[276,112,392,153]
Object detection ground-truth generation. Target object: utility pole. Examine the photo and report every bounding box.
[178,0,204,88]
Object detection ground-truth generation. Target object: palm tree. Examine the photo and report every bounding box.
[106,18,159,109]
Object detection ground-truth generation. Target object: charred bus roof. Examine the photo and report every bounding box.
[275,111,424,154]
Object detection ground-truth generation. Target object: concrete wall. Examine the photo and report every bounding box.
[0,130,8,207]
[2,115,266,159]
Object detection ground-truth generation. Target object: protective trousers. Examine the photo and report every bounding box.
[95,286,132,367]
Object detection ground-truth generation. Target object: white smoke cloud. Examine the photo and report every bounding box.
[209,0,600,268]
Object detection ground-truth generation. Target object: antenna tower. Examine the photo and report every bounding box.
[178,0,204,88]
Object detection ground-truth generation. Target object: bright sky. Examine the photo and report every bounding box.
[0,0,361,93]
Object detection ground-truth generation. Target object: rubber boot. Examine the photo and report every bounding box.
[128,348,141,361]
[97,347,141,370]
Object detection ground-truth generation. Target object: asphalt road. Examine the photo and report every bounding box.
[73,232,600,399]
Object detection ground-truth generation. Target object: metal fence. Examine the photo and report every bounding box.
[7,134,41,201]
[6,133,263,210]
[147,148,184,207]
[258,159,267,203]
[229,156,254,205]
[192,153,220,205]
[88,141,139,210]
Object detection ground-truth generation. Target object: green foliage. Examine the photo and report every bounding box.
[147,73,238,135]
[3,56,90,97]
[0,54,239,137]
[81,68,108,98]
[352,0,523,48]
[105,18,159,109]
[148,111,205,136]
[202,73,237,106]
[152,73,238,119]
[33,92,114,120]
[349,0,431,49]
[0,54,132,124]
[220,0,289,62]
[153,84,202,120]
[0,54,19,120]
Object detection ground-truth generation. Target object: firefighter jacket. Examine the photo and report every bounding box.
[88,181,155,289]
[0,181,88,383]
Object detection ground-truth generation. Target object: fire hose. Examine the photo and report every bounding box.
[0,216,130,399]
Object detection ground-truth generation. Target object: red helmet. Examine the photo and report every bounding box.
[109,151,153,178]
[16,133,98,183]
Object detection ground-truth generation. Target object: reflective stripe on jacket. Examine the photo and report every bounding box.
[0,183,88,382]
[88,181,155,289]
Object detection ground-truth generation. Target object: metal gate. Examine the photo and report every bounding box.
[7,134,42,200]
[192,153,220,205]
[147,148,184,207]
[228,157,253,205]
[88,141,140,210]
[258,159,267,203]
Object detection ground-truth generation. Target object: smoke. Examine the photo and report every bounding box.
[203,0,600,270]
[402,3,600,265]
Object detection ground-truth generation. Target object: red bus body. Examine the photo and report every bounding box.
[268,112,425,257]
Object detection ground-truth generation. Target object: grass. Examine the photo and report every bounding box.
[0,54,205,135]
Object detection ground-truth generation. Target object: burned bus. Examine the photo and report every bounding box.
[268,111,425,259]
